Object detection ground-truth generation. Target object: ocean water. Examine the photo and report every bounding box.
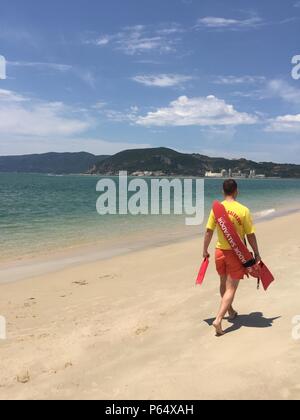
[0,173,300,263]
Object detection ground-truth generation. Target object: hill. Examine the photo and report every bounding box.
[89,148,204,176]
[90,147,300,178]
[1,148,300,177]
[0,152,109,174]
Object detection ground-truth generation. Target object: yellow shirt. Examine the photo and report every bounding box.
[206,200,255,250]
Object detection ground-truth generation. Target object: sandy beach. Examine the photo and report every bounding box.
[0,211,300,400]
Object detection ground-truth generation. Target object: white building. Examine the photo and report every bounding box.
[205,171,225,178]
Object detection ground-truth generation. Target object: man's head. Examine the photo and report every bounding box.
[223,179,238,198]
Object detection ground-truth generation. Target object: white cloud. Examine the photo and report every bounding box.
[132,74,193,87]
[0,89,90,138]
[267,79,300,104]
[78,70,96,88]
[231,90,267,100]
[266,114,300,132]
[8,60,97,88]
[135,95,257,127]
[0,89,150,155]
[87,25,180,55]
[0,88,28,102]
[229,78,300,103]
[92,101,107,109]
[95,36,111,46]
[100,106,139,123]
[214,75,266,85]
[8,61,72,72]
[155,23,185,35]
[196,16,263,30]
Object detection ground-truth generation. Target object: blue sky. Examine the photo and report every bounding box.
[0,0,300,163]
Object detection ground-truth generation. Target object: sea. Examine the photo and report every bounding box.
[1,173,300,264]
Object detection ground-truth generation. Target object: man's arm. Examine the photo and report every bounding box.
[203,229,214,259]
[247,233,261,262]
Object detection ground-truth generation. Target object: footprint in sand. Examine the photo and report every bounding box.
[17,371,30,384]
[99,274,116,280]
[64,362,73,369]
[24,299,37,308]
[73,280,89,286]
[60,293,73,298]
[38,333,50,339]
[135,326,150,336]
[47,362,73,376]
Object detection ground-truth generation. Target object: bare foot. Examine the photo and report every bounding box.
[228,310,238,321]
[213,320,224,336]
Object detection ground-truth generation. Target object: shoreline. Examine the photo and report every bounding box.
[1,204,300,285]
[3,171,300,179]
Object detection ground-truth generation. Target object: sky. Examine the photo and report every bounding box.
[0,0,300,163]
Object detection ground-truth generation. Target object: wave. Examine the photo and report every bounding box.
[253,208,276,220]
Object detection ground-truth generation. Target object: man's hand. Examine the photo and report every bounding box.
[203,250,210,259]
[203,229,213,260]
[255,253,262,263]
[247,233,261,264]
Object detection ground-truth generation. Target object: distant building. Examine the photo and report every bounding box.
[205,168,266,179]
[249,169,265,179]
[205,171,226,178]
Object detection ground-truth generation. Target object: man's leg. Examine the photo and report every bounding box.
[220,275,226,297]
[220,275,237,318]
[214,276,240,335]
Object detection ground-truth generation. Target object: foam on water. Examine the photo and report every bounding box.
[253,208,276,220]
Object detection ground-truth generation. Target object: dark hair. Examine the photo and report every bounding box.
[223,179,238,196]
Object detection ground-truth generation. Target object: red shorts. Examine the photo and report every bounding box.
[215,249,247,280]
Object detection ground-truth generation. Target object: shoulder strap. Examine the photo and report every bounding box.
[212,201,256,268]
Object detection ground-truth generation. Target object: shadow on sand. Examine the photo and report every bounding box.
[204,312,281,335]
